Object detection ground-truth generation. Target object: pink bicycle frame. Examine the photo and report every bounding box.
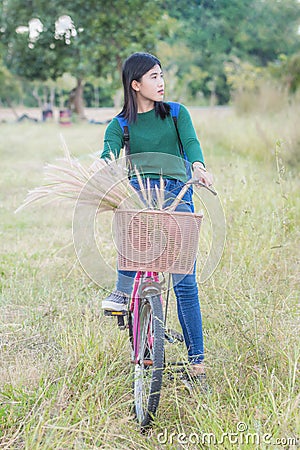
[130,271,161,364]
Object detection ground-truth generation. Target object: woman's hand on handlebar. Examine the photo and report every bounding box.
[192,162,214,188]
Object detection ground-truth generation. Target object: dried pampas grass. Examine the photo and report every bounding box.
[15,139,191,215]
[15,144,146,214]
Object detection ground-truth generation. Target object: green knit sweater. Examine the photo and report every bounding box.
[100,103,204,182]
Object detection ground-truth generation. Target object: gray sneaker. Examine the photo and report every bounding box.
[102,290,129,311]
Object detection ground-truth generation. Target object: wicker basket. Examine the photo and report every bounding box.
[113,209,203,274]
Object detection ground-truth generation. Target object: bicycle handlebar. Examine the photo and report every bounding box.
[167,178,217,211]
[187,178,217,196]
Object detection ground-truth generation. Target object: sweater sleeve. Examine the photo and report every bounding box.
[100,118,124,160]
[177,104,205,166]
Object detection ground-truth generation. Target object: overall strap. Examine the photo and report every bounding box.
[168,101,180,118]
[116,115,132,171]
[168,102,184,158]
[168,102,192,179]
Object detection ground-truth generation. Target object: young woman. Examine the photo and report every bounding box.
[100,52,213,383]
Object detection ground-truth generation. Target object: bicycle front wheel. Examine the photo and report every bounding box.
[134,294,164,428]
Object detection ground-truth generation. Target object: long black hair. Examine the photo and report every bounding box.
[119,52,171,123]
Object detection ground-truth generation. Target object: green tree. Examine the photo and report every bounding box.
[235,0,300,65]
[0,62,22,116]
[162,0,300,103]
[268,53,300,93]
[1,0,161,116]
[0,27,21,114]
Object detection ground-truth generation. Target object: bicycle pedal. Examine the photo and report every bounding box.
[165,329,184,343]
[103,310,127,330]
[104,310,127,316]
[117,315,127,330]
[165,363,186,381]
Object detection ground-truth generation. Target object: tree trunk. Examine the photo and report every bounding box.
[94,86,99,108]
[32,86,43,108]
[68,78,86,119]
[49,86,55,109]
[6,97,19,119]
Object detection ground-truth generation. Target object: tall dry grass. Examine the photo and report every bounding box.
[228,84,300,167]
[0,106,299,449]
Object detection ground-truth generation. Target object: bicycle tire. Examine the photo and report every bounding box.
[133,294,164,428]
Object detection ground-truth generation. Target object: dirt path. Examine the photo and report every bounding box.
[0,107,118,123]
[0,106,231,123]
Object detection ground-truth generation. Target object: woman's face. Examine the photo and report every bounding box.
[132,64,164,103]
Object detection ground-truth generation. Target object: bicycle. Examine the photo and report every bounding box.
[104,180,217,429]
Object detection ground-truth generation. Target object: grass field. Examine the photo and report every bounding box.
[0,106,299,449]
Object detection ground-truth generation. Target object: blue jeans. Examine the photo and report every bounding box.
[117,178,204,365]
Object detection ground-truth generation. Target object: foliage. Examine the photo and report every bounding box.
[1,0,161,112]
[157,41,209,104]
[225,57,265,95]
[162,0,300,103]
[0,62,22,105]
[0,0,299,107]
[268,53,300,94]
[234,0,300,64]
[225,53,300,113]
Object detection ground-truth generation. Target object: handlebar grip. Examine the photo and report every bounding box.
[188,178,217,196]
